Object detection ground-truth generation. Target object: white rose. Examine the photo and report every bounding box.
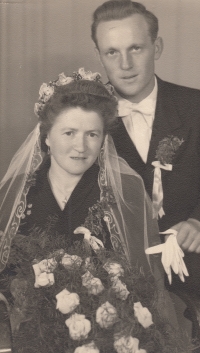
[83,257,95,272]
[61,253,82,269]
[56,289,80,314]
[96,301,118,329]
[33,263,55,288]
[56,72,74,86]
[38,83,54,101]
[65,313,91,340]
[38,258,57,273]
[103,262,124,277]
[33,271,54,288]
[74,341,100,353]
[134,302,153,329]
[82,271,104,295]
[111,277,130,300]
[114,336,146,353]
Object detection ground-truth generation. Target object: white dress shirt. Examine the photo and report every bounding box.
[116,77,158,163]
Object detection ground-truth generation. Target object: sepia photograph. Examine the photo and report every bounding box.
[0,0,200,352]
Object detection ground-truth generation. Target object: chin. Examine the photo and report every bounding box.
[67,167,88,176]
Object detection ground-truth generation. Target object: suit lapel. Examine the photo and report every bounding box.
[112,118,146,175]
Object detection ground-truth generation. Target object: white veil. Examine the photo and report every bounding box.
[99,134,159,273]
[0,126,159,274]
[0,124,42,272]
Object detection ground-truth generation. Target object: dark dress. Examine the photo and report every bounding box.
[18,162,111,248]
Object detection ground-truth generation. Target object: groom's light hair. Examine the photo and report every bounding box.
[91,0,159,49]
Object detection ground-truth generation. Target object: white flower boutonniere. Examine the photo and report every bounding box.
[152,135,184,219]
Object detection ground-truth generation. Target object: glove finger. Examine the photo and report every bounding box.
[145,244,164,255]
[179,256,189,277]
[177,270,185,283]
[165,236,174,267]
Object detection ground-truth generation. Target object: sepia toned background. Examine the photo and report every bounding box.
[0,0,200,179]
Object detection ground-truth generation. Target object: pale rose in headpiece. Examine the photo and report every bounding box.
[56,288,79,314]
[38,83,54,101]
[34,102,44,117]
[56,72,74,86]
[65,313,91,340]
[78,68,101,81]
[96,301,118,328]
[74,341,99,353]
[134,302,153,328]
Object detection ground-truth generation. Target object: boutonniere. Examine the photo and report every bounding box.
[154,135,184,165]
[151,136,184,219]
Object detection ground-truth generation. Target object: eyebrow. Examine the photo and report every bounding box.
[61,127,102,133]
[87,129,102,133]
[106,43,143,52]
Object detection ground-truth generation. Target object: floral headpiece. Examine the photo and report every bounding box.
[34,68,114,118]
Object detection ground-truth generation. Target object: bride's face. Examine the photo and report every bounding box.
[45,107,104,177]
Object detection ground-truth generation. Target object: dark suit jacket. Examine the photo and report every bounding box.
[112,76,200,295]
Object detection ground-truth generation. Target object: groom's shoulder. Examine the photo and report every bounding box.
[157,76,200,101]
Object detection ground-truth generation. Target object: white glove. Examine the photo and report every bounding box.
[145,229,189,284]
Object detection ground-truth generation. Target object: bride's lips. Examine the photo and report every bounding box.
[70,157,87,160]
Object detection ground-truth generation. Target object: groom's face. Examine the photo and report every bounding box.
[96,14,162,103]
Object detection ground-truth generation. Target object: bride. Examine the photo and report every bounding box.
[0,68,185,353]
[0,68,156,274]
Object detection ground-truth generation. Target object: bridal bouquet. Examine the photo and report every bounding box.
[2,225,187,353]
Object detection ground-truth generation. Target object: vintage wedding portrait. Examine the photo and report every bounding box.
[1,1,200,353]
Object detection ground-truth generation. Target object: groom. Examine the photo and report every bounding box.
[91,0,200,339]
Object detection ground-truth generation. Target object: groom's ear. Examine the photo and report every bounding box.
[94,47,104,68]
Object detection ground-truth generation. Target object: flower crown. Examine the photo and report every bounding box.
[34,68,114,118]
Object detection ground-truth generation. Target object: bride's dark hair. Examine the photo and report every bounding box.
[39,80,117,152]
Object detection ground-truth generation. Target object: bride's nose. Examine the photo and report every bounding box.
[73,135,87,152]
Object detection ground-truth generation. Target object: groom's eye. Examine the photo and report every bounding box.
[107,50,117,56]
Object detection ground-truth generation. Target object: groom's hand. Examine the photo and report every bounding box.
[172,218,200,253]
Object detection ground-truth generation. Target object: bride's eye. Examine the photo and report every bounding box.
[65,131,73,136]
[89,132,98,137]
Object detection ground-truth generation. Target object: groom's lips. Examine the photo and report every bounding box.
[122,74,137,80]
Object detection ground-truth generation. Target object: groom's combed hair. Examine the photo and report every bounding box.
[91,0,159,48]
[39,80,117,152]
